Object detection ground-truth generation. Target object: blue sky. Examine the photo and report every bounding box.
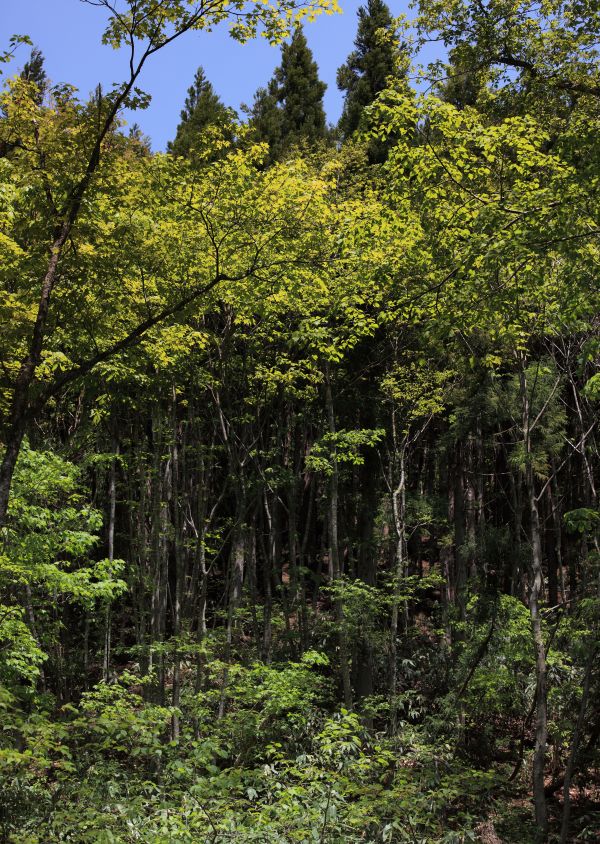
[1,0,433,151]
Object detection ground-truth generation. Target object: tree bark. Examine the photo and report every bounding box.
[390,438,407,729]
[519,361,548,839]
[325,365,353,710]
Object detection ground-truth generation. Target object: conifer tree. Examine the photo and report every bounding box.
[248,26,328,162]
[276,26,327,148]
[127,123,152,156]
[246,79,283,160]
[168,66,235,158]
[336,0,399,158]
[20,47,47,105]
[436,46,486,109]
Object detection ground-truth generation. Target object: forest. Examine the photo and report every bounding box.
[0,0,599,841]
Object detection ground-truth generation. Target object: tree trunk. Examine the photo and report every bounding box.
[103,437,118,683]
[218,492,246,719]
[519,362,548,839]
[390,439,407,729]
[0,225,70,527]
[325,365,353,710]
[170,393,183,741]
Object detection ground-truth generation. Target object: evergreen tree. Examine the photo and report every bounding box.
[127,123,152,157]
[245,79,283,161]
[20,47,47,105]
[337,0,399,159]
[276,26,327,149]
[248,26,328,162]
[437,46,486,110]
[168,66,235,158]
[437,44,530,122]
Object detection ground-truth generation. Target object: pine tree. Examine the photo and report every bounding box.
[276,27,327,149]
[127,123,152,157]
[437,46,486,110]
[245,79,283,161]
[336,0,398,153]
[168,66,235,158]
[21,47,47,105]
[248,26,328,162]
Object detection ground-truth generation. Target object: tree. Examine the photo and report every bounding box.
[245,79,283,163]
[369,58,600,834]
[436,45,487,110]
[0,34,32,78]
[248,26,328,161]
[2,2,600,838]
[127,122,152,156]
[168,66,235,159]
[277,27,327,147]
[336,0,399,157]
[20,47,47,105]
[416,0,600,109]
[0,442,125,691]
[0,0,340,528]
[1,45,45,157]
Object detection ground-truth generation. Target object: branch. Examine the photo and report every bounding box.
[37,270,234,404]
[535,421,597,502]
[494,50,600,99]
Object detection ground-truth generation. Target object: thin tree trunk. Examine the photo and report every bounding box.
[519,361,548,839]
[560,618,597,843]
[390,438,407,729]
[325,365,353,710]
[103,437,118,683]
[171,392,183,740]
[218,494,246,719]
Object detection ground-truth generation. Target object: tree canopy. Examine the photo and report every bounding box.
[337,0,398,136]
[0,0,599,841]
[168,66,235,158]
[248,26,328,161]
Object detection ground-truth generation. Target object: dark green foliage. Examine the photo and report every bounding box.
[337,0,399,159]
[436,46,487,109]
[276,27,327,146]
[248,26,328,161]
[1,646,500,842]
[20,47,46,104]
[245,79,283,160]
[1,0,600,840]
[168,66,236,159]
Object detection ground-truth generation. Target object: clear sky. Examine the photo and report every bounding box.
[1,0,434,151]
